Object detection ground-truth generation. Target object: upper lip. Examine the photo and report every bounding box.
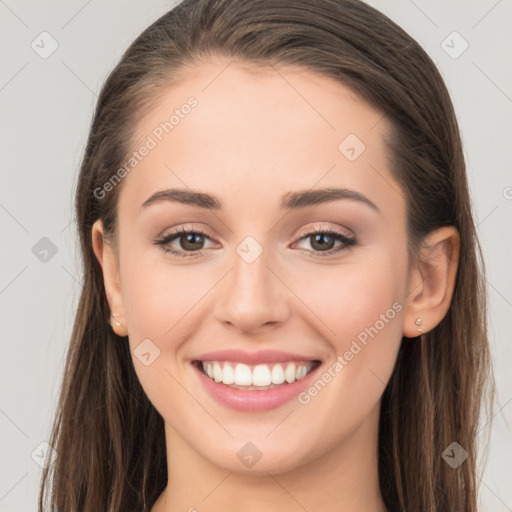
[193,349,321,365]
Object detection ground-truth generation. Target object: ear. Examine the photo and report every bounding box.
[91,219,128,337]
[402,226,460,338]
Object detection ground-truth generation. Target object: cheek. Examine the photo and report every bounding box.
[121,254,204,348]
[119,250,207,408]
[291,251,407,424]
[294,244,407,340]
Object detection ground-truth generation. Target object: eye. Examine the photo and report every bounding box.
[153,224,356,258]
[292,226,356,257]
[153,226,216,258]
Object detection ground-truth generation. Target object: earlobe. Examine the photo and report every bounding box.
[91,219,129,337]
[402,226,460,338]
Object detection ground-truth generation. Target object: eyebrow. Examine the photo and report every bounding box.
[141,187,380,212]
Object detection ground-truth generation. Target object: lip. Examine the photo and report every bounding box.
[193,349,318,365]
[192,358,322,412]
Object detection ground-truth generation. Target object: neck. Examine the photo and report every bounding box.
[153,403,387,512]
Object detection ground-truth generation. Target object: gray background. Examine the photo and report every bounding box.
[1,1,511,510]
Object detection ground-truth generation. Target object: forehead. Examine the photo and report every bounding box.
[119,56,402,220]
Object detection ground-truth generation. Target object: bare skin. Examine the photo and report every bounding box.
[92,56,459,512]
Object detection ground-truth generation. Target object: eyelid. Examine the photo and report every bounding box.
[156,224,216,241]
[154,222,356,258]
[153,224,218,248]
[157,222,355,242]
[289,224,356,257]
[293,222,354,241]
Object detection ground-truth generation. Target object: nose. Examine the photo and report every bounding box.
[213,244,290,335]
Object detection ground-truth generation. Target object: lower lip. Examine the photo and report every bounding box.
[193,362,321,412]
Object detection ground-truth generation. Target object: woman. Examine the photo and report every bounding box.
[38,0,494,510]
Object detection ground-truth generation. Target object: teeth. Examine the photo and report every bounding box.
[253,364,272,386]
[271,363,285,384]
[213,362,223,382]
[284,362,296,383]
[234,363,252,386]
[222,362,235,384]
[200,360,316,388]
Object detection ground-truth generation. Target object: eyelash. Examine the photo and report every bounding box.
[153,225,356,259]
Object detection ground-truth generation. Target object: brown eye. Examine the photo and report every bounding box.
[309,233,337,252]
[293,227,356,257]
[154,227,215,258]
[179,232,206,251]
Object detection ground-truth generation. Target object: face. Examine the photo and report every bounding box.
[99,57,412,475]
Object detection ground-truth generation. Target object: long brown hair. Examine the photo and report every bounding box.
[38,1,494,510]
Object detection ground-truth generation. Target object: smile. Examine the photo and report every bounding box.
[198,360,320,390]
[191,351,322,412]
